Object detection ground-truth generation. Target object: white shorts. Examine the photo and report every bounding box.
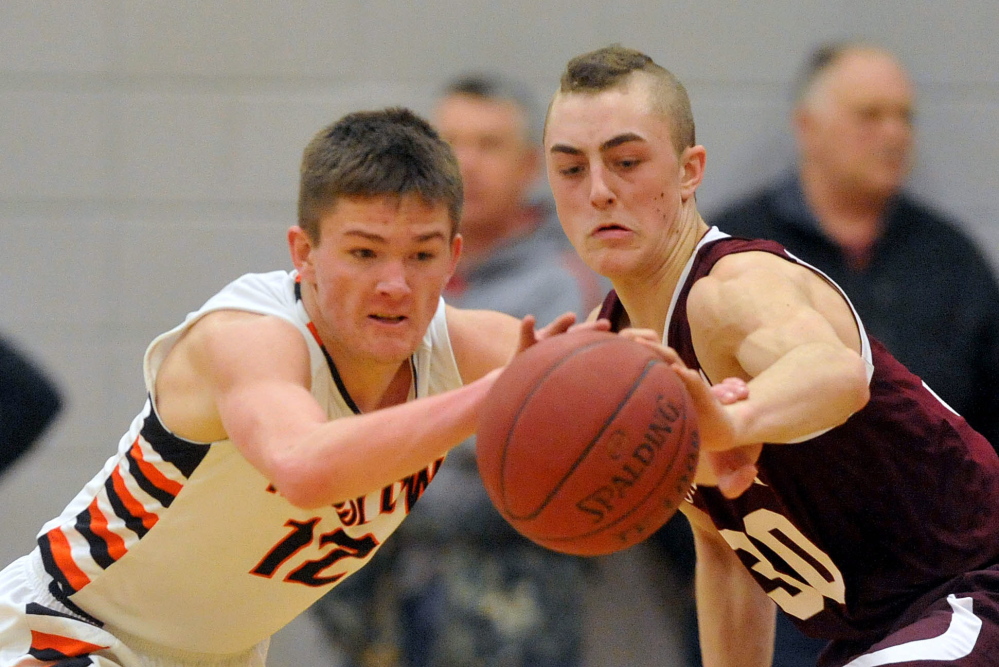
[0,554,268,667]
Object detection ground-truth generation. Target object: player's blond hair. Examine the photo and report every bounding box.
[548,45,695,156]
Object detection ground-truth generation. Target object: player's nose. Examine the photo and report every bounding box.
[375,261,411,297]
[588,165,616,209]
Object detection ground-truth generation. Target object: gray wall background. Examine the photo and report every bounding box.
[1,2,996,665]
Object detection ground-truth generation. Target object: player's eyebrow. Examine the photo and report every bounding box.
[343,229,447,244]
[414,231,447,243]
[344,229,387,243]
[549,132,646,156]
[600,132,644,151]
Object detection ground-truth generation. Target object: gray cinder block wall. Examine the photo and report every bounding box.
[1,2,996,665]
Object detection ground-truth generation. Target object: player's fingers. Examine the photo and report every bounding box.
[619,327,659,344]
[536,312,577,339]
[668,360,704,392]
[625,336,683,366]
[711,377,749,404]
[517,314,539,352]
[707,446,760,498]
[568,317,610,333]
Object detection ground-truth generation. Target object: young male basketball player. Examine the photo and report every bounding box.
[0,108,585,666]
[543,45,999,666]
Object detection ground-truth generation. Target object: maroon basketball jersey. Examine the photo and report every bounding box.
[597,230,999,643]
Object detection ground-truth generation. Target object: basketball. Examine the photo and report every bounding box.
[476,330,700,557]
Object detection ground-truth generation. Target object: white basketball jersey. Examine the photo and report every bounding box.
[27,270,463,654]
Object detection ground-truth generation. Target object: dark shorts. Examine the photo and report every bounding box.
[821,565,999,666]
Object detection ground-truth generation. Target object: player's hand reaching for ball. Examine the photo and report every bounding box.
[619,329,760,499]
[515,313,610,355]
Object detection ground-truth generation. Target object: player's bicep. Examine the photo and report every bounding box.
[197,313,326,472]
[689,259,848,379]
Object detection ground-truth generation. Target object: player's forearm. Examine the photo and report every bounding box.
[272,373,497,508]
[730,342,869,446]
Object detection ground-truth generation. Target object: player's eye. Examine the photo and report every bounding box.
[349,248,376,259]
[413,251,436,262]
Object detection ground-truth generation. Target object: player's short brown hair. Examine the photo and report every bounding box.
[551,45,695,155]
[298,107,463,240]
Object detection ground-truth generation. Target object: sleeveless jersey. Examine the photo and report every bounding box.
[598,228,999,643]
[27,270,463,655]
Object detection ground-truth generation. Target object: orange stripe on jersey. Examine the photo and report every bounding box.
[110,466,158,532]
[31,630,108,655]
[130,438,183,497]
[306,321,323,347]
[86,497,128,560]
[45,528,91,592]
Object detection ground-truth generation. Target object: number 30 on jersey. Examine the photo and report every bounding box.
[720,508,846,620]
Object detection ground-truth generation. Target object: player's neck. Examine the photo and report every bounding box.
[326,343,414,414]
[299,283,414,413]
[611,215,709,339]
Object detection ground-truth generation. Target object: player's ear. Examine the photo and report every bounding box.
[288,226,316,282]
[448,233,463,276]
[679,145,706,201]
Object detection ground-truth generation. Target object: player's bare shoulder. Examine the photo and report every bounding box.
[445,305,521,383]
[689,249,861,357]
[156,310,310,442]
[691,251,838,320]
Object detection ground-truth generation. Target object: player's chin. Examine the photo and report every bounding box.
[363,329,421,363]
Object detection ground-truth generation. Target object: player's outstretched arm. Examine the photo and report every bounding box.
[682,503,775,667]
[157,310,511,509]
[688,251,870,448]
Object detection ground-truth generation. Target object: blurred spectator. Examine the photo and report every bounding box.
[712,42,999,450]
[710,40,999,665]
[311,73,604,667]
[0,335,62,477]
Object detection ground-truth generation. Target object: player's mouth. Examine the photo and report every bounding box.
[370,314,407,324]
[592,222,633,239]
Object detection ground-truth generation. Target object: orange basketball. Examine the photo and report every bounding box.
[476,330,700,556]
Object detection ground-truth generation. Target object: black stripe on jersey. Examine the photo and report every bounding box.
[45,584,104,627]
[139,400,210,479]
[28,648,92,664]
[319,345,418,414]
[125,446,177,507]
[26,602,80,621]
[399,458,441,513]
[294,281,361,415]
[54,659,92,667]
[26,602,104,631]
[325,346,362,415]
[103,476,149,539]
[73,512,114,570]
[37,534,79,598]
[28,550,105,627]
